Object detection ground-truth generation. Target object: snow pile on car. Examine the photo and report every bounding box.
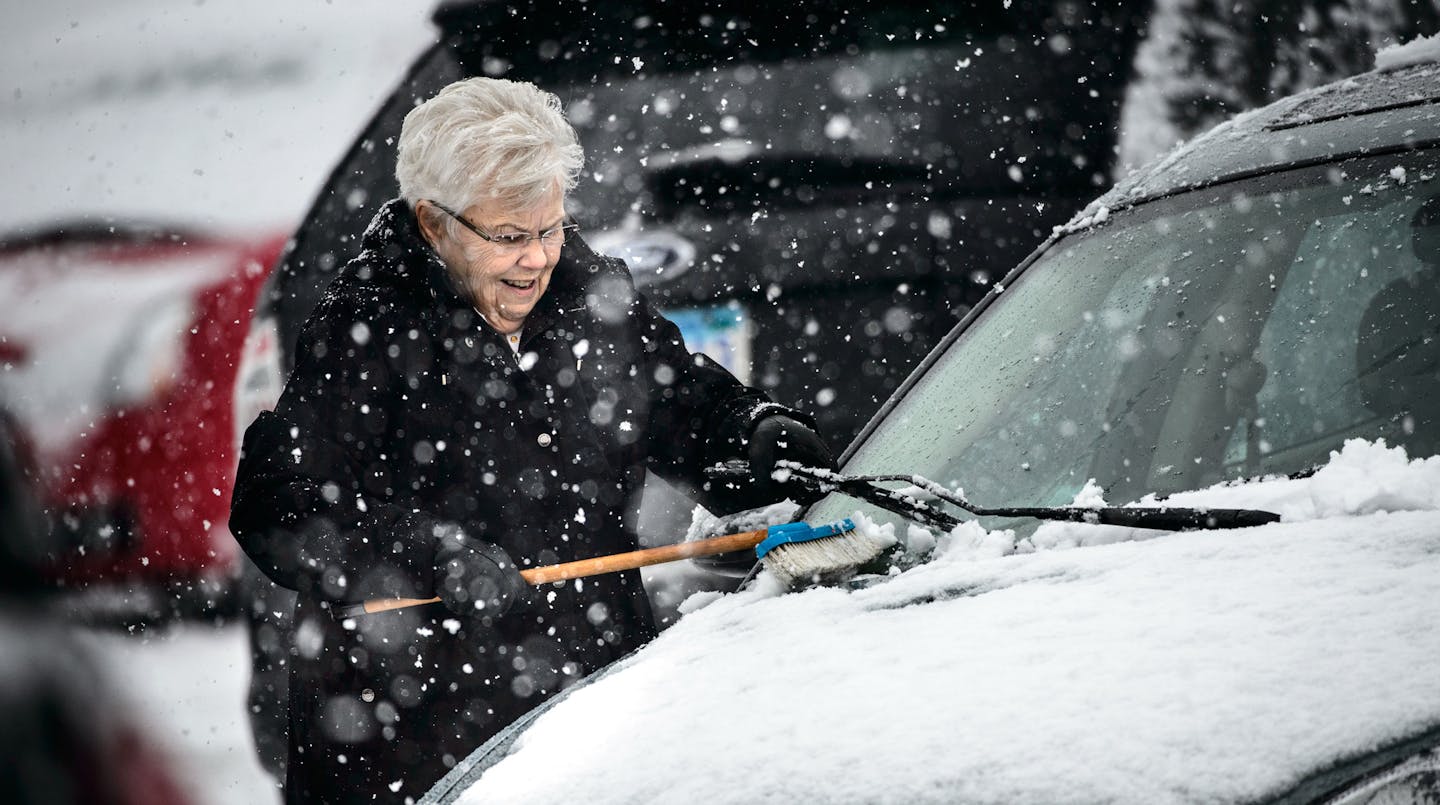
[453,439,1440,805]
[1016,437,1440,552]
[1375,32,1440,71]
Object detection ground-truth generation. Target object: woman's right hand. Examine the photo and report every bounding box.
[431,525,529,619]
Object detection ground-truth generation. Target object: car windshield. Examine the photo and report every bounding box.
[810,149,1440,529]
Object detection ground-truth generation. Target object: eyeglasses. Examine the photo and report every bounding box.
[427,200,578,251]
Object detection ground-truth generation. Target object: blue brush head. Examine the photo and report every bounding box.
[754,519,857,558]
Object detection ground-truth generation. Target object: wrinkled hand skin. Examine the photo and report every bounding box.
[746,415,837,507]
[432,525,530,620]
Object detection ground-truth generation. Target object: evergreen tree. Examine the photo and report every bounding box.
[1119,0,1440,173]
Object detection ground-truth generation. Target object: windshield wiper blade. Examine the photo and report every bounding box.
[826,467,1281,531]
[808,472,965,531]
[706,460,962,531]
[708,461,1282,532]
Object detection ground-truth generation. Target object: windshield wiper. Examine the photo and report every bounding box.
[707,461,1282,533]
[707,460,961,530]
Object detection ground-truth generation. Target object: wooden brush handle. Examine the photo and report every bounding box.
[354,529,769,616]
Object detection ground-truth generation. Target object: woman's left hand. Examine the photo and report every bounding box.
[746,415,837,506]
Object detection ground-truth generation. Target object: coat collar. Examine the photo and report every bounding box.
[359,198,473,319]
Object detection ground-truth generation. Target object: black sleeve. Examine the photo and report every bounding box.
[229,289,439,602]
[629,286,818,498]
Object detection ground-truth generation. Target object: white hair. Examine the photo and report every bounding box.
[396,77,583,221]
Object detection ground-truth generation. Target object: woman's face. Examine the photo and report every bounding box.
[424,191,568,335]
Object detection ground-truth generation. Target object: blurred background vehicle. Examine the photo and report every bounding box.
[1,5,434,798]
[429,41,1440,805]
[0,2,432,630]
[0,224,284,620]
[0,406,196,805]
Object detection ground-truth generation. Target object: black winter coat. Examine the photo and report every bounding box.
[230,199,802,803]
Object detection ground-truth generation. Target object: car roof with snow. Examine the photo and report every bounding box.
[1089,48,1440,216]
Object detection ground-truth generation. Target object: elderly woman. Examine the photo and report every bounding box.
[230,77,833,803]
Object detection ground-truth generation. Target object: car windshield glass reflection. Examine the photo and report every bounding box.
[812,151,1440,529]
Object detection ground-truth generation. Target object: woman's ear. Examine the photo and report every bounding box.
[414,200,444,248]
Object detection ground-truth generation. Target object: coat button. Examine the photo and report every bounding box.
[537,433,553,447]
[361,688,376,703]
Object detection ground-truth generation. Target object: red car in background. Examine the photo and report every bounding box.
[0,222,285,617]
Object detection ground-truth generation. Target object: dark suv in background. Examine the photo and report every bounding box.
[242,0,1147,452]
[233,0,1148,780]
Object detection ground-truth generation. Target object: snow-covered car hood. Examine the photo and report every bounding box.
[442,439,1440,804]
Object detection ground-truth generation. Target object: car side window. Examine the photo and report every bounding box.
[1229,190,1438,471]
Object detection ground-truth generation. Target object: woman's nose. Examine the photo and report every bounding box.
[517,237,548,268]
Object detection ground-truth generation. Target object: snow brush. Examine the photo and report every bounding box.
[338,518,888,618]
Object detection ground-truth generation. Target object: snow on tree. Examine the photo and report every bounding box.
[1119,0,1440,174]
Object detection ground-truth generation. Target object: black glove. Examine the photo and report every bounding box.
[745,415,837,506]
[432,525,529,620]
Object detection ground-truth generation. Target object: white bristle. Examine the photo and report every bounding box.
[762,529,893,589]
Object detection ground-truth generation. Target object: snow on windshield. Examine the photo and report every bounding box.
[453,439,1440,804]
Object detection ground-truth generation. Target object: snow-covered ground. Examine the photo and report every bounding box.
[79,623,281,805]
[450,439,1440,804]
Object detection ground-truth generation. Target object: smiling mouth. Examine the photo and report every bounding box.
[501,279,537,290]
